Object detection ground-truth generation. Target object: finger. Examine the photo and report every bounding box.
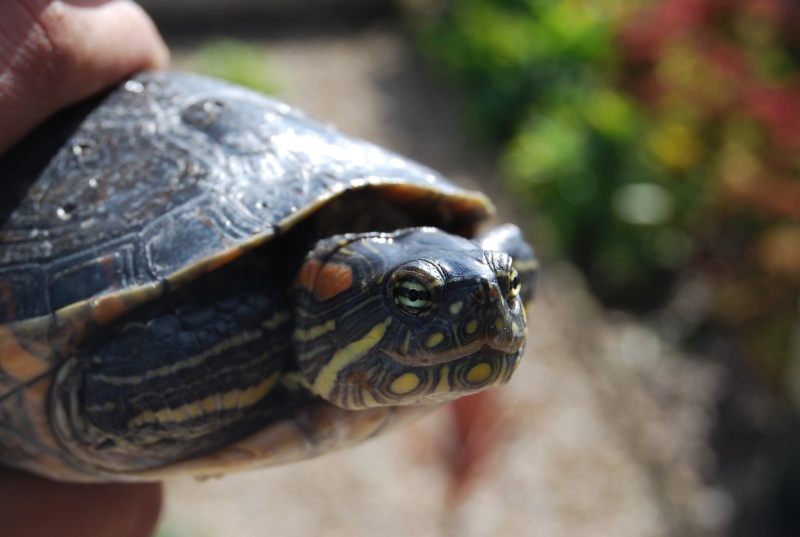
[0,0,170,154]
[0,468,163,537]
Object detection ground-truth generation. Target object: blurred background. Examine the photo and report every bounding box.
[134,0,800,535]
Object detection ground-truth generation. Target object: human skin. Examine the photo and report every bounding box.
[0,0,170,153]
[0,468,164,537]
[0,1,168,535]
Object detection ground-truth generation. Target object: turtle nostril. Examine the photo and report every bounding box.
[475,289,485,302]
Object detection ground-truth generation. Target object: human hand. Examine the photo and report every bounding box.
[0,0,170,154]
[0,468,163,537]
[0,1,168,535]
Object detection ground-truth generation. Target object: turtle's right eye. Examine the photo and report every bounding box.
[507,267,521,302]
[393,278,432,315]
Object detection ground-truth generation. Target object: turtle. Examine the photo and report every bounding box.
[0,71,537,482]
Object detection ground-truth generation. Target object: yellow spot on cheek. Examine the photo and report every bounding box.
[449,301,463,315]
[466,363,492,384]
[465,320,478,335]
[426,332,444,348]
[495,317,505,331]
[390,373,420,395]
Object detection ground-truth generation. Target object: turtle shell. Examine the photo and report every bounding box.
[0,71,495,480]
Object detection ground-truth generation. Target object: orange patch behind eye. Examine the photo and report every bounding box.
[295,259,322,291]
[295,260,354,301]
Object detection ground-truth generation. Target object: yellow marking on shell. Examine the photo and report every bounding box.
[465,320,478,335]
[390,373,420,395]
[50,282,163,352]
[128,373,278,429]
[0,325,51,382]
[206,247,247,271]
[90,294,132,324]
[426,332,444,348]
[466,363,492,384]
[449,301,463,315]
[495,317,505,331]
[293,319,336,342]
[312,317,392,400]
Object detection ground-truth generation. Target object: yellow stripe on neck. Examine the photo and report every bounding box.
[312,317,392,401]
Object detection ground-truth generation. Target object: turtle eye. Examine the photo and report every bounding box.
[507,268,521,302]
[394,278,433,315]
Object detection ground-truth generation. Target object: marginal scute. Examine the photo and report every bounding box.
[0,326,51,382]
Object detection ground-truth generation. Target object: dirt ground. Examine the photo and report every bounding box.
[161,28,728,537]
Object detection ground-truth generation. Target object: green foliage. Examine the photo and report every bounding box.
[184,38,279,95]
[415,0,614,140]
[411,0,800,392]
[414,0,701,308]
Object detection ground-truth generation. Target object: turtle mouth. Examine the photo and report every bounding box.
[381,344,523,406]
[384,338,523,367]
[469,343,524,373]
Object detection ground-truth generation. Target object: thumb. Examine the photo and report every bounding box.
[0,0,169,154]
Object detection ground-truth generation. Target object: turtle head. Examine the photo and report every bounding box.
[291,227,532,409]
